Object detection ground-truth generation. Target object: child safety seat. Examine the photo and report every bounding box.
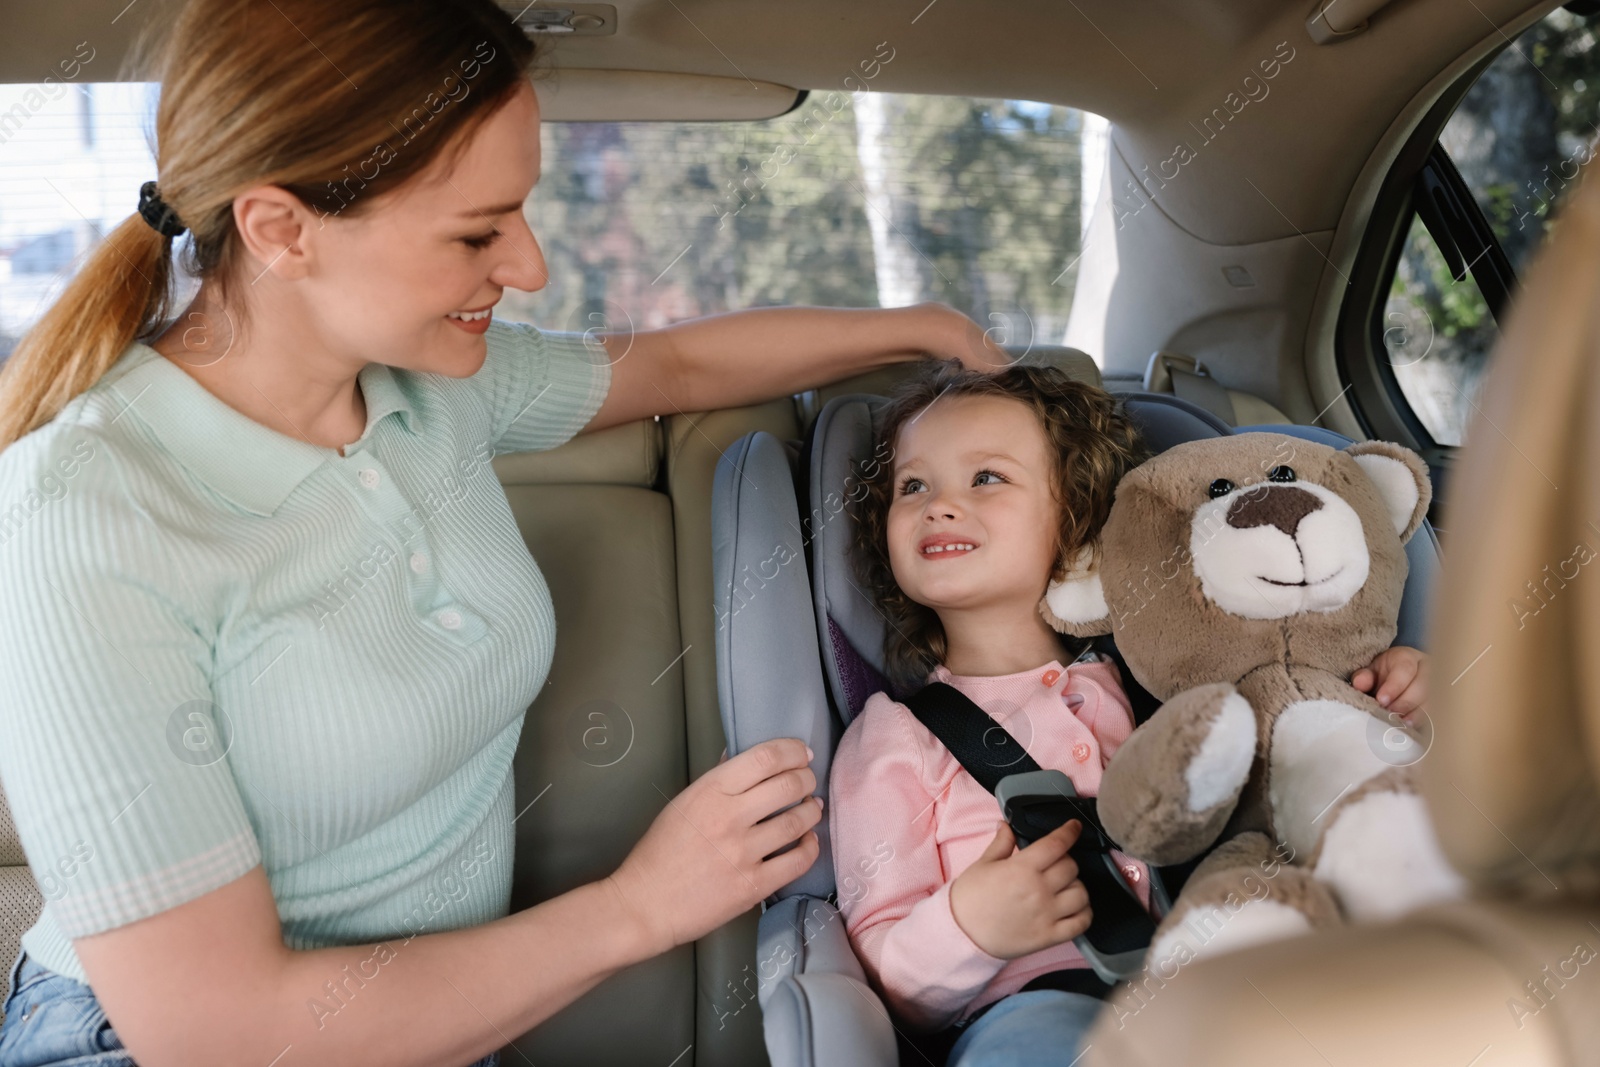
[712,389,1440,1067]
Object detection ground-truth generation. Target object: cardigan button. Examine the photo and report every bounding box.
[1072,743,1092,763]
[1041,669,1061,687]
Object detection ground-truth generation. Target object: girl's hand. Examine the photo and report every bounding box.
[605,738,821,958]
[948,819,1092,960]
[1352,645,1428,722]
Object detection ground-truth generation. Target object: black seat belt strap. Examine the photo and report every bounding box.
[904,681,1159,983]
[905,682,1124,845]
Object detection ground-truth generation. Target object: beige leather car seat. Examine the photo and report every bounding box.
[1080,165,1600,1067]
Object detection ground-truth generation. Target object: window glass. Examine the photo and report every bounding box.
[1383,216,1494,447]
[1385,7,1600,445]
[1445,9,1600,276]
[503,92,1087,349]
[0,82,158,361]
[0,83,1091,363]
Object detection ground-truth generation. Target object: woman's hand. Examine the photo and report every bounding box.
[1352,645,1428,722]
[604,738,821,958]
[948,819,1091,960]
[914,301,1014,372]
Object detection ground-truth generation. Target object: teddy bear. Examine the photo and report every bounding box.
[1038,431,1467,968]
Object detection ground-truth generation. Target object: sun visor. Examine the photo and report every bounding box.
[533,69,805,121]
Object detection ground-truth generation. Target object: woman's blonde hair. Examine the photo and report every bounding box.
[0,0,539,450]
[849,360,1148,695]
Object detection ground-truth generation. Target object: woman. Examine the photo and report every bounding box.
[0,2,1002,1064]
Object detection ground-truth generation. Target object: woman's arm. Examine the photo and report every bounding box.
[76,865,650,1067]
[76,737,820,1067]
[579,301,1007,434]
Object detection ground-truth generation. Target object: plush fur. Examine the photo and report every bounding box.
[1040,433,1466,968]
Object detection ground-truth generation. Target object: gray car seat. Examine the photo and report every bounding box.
[711,390,1441,1067]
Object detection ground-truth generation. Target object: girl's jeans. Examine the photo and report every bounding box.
[0,947,501,1067]
[944,988,1103,1066]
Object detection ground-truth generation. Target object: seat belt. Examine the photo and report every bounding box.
[1167,363,1238,426]
[904,681,1161,984]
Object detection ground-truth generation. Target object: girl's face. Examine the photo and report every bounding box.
[296,78,549,377]
[886,393,1064,617]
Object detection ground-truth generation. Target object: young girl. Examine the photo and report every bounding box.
[827,361,1429,1066]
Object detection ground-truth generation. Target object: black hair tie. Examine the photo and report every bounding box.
[137,180,187,238]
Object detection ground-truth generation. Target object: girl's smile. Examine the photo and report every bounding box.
[919,535,981,559]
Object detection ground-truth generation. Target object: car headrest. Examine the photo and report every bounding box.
[796,346,1103,437]
[1424,164,1600,897]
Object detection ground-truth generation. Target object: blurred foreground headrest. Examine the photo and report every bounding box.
[1424,159,1600,900]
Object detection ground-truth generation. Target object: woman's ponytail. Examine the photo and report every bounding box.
[0,216,176,449]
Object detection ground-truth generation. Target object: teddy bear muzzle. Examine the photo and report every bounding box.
[1189,480,1372,620]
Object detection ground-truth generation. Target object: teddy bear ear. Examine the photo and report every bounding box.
[1040,543,1113,637]
[1345,440,1434,543]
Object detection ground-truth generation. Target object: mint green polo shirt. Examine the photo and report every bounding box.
[0,320,611,983]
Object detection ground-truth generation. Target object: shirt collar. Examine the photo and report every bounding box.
[927,642,1107,685]
[928,658,1068,686]
[102,342,420,518]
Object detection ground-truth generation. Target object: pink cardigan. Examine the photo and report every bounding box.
[827,653,1152,1032]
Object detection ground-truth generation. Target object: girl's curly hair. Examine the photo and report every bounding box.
[849,359,1148,696]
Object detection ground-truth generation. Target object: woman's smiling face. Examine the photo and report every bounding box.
[886,393,1064,616]
[305,78,549,377]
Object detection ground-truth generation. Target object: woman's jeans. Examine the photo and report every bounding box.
[943,989,1103,1067]
[0,947,502,1066]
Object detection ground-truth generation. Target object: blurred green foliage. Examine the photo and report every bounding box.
[496,91,1084,345]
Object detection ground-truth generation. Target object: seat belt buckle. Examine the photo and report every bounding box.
[996,769,1102,850]
[998,769,1155,984]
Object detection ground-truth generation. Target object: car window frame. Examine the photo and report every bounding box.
[1335,46,1506,515]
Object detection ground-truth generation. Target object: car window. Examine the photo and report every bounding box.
[0,83,1094,364]
[0,82,159,362]
[1383,6,1600,446]
[1382,214,1496,448]
[444,91,1092,354]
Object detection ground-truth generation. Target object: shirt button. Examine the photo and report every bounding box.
[410,552,428,574]
[1072,742,1092,763]
[358,468,380,489]
[437,609,462,630]
[1041,669,1061,687]
[1123,864,1142,883]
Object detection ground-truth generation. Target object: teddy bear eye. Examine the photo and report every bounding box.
[1208,478,1235,499]
[1268,465,1296,483]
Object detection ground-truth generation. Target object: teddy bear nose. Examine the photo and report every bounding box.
[1225,484,1323,537]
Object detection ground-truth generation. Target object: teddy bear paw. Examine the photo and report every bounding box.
[1313,789,1469,921]
[1100,683,1259,864]
[1184,689,1257,813]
